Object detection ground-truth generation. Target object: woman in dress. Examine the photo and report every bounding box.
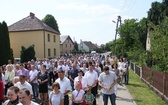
[38,64,48,105]
[4,86,20,105]
[4,65,15,95]
[49,82,64,105]
[112,63,120,95]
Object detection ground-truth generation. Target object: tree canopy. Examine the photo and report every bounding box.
[104,18,147,63]
[42,14,60,33]
[0,21,13,66]
[20,45,36,63]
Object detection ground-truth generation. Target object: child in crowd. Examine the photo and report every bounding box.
[72,82,85,105]
[85,88,94,105]
[4,86,20,105]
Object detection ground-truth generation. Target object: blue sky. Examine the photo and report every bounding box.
[0,0,162,45]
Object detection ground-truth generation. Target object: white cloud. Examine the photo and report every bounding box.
[57,18,94,25]
[56,3,120,16]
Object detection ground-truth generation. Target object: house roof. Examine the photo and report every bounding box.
[8,12,60,34]
[83,41,98,50]
[60,35,74,44]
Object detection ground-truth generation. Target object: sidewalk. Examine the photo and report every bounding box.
[97,84,137,105]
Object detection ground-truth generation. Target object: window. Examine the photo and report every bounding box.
[48,49,51,57]
[48,34,50,42]
[66,44,67,48]
[53,35,56,42]
[67,39,69,43]
[70,44,71,48]
[54,49,56,56]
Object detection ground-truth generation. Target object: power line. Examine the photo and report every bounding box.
[123,0,136,17]
[121,0,136,17]
[120,0,127,12]
[120,0,132,16]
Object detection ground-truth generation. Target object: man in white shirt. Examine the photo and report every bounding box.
[55,70,71,105]
[98,66,117,105]
[14,75,33,95]
[64,62,70,77]
[29,65,38,99]
[18,88,38,105]
[84,63,98,105]
[57,60,66,71]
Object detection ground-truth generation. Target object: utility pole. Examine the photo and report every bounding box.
[113,16,119,56]
[119,16,124,57]
[113,16,124,57]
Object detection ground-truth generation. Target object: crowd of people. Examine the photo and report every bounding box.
[0,53,129,105]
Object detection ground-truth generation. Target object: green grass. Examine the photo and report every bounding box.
[126,70,166,105]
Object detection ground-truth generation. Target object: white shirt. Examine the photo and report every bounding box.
[55,77,71,95]
[37,65,42,71]
[64,65,70,77]
[98,71,117,94]
[57,65,66,71]
[74,76,87,89]
[17,101,39,105]
[72,89,85,103]
[44,62,51,70]
[29,69,38,83]
[14,81,33,95]
[84,70,98,87]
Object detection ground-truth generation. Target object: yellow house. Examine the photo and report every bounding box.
[8,12,60,59]
[60,35,74,54]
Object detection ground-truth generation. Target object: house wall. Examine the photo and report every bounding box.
[79,42,90,52]
[61,37,74,54]
[9,30,60,59]
[44,31,60,58]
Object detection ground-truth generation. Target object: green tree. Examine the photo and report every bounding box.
[42,14,60,33]
[149,17,168,72]
[148,1,164,25]
[20,45,36,63]
[0,21,13,66]
[73,41,79,52]
[105,41,113,51]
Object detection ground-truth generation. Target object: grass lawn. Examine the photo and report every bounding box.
[126,70,166,105]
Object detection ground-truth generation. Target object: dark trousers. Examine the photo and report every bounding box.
[64,95,69,105]
[102,93,116,105]
[91,86,97,105]
[49,71,53,85]
[31,83,38,98]
[74,103,82,105]
[124,73,129,85]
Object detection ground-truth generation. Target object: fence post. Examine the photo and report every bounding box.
[163,73,166,97]
[140,67,142,79]
[133,63,136,73]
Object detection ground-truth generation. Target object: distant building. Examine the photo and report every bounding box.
[78,40,98,52]
[8,12,60,58]
[60,35,74,54]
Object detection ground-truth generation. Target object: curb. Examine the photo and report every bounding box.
[123,85,137,105]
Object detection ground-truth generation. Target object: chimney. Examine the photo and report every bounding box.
[30,12,35,19]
